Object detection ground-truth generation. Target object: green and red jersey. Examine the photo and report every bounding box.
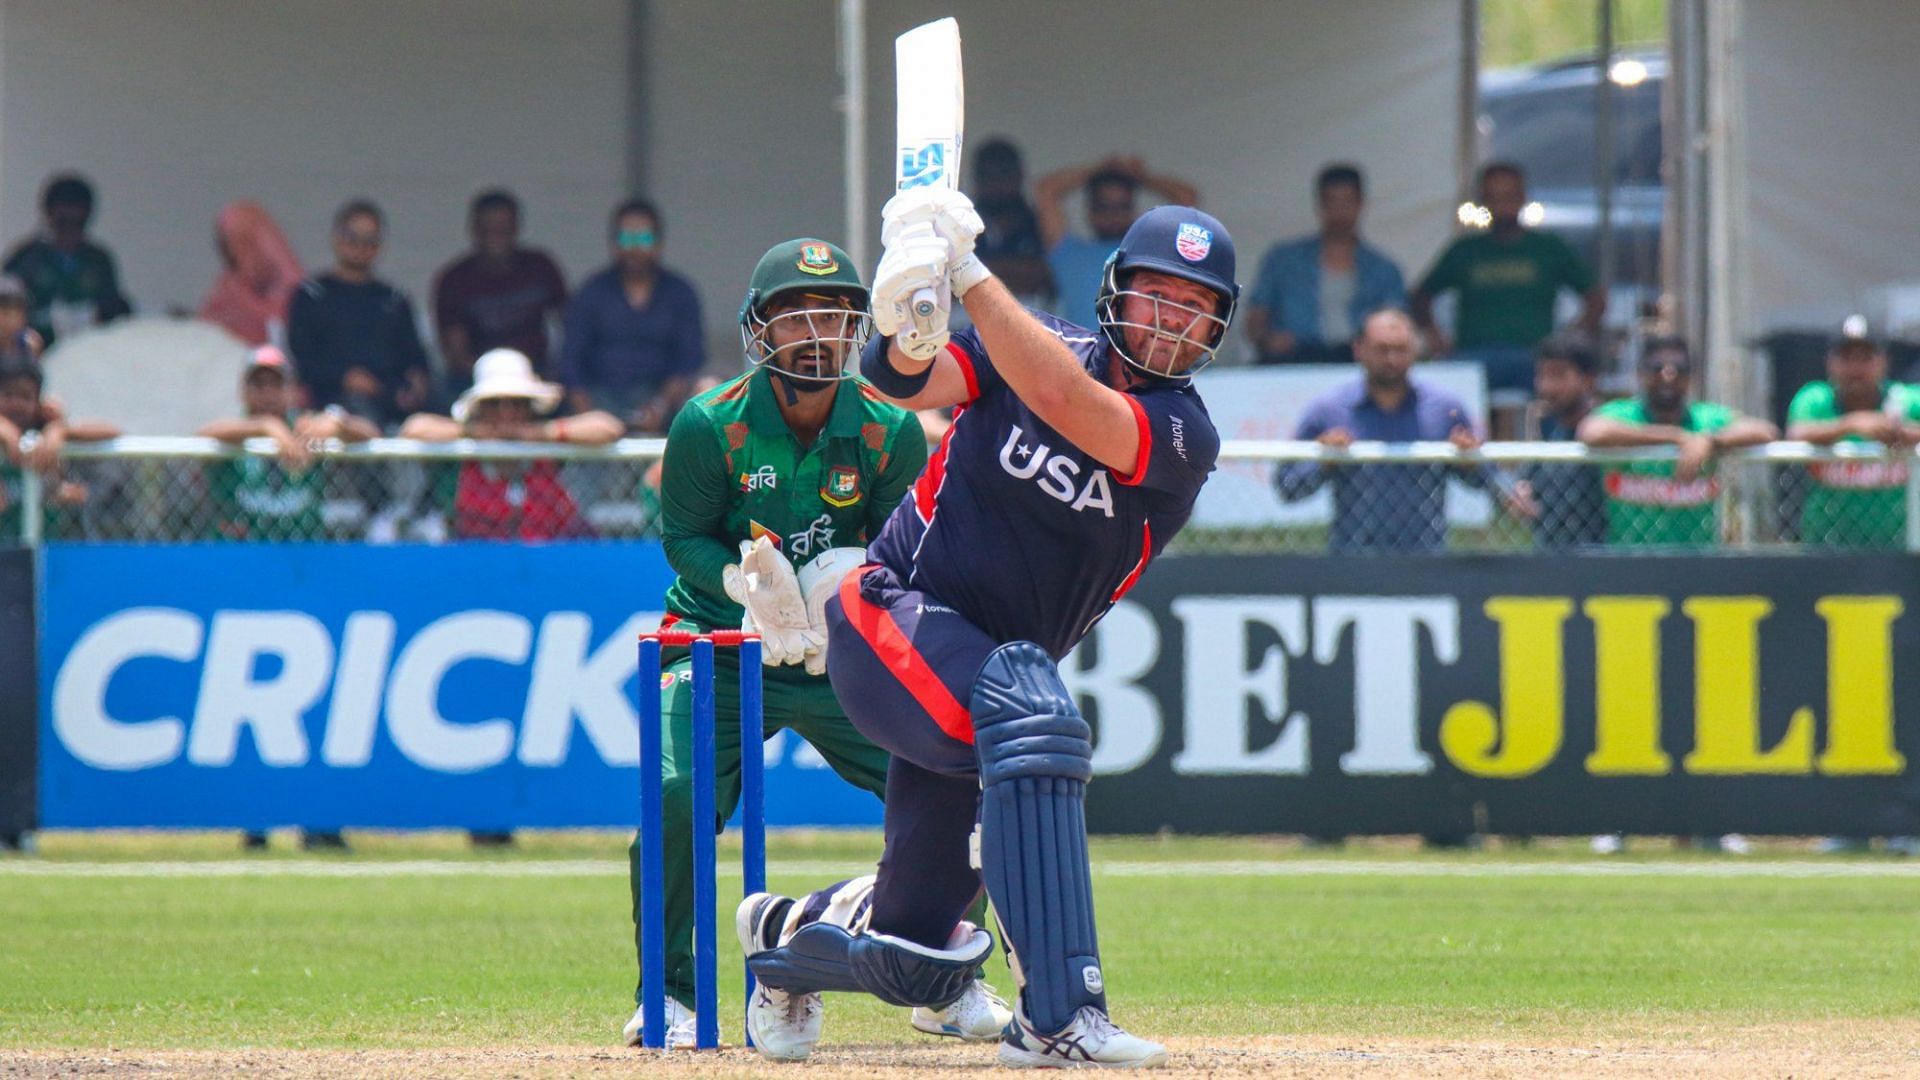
[657,368,927,635]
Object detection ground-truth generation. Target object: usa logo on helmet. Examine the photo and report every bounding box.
[1175,223,1212,262]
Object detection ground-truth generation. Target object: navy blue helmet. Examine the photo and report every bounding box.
[1095,205,1240,380]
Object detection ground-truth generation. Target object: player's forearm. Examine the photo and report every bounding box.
[1578,419,1688,447]
[1577,286,1608,334]
[198,417,281,442]
[960,278,1090,410]
[1714,419,1778,448]
[661,533,737,603]
[1145,172,1199,206]
[1787,420,1851,445]
[63,419,120,443]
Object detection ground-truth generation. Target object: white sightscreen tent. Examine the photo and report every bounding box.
[1738,2,1920,333]
[2,0,1469,401]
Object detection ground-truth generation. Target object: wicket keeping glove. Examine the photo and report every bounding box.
[722,536,820,666]
[794,546,867,676]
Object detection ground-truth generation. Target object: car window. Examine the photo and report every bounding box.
[1483,74,1662,188]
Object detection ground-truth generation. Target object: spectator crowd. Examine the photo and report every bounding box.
[3,152,1915,556]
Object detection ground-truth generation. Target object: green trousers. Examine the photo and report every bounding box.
[629,651,890,1008]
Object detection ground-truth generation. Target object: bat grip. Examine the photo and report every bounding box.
[911,286,938,321]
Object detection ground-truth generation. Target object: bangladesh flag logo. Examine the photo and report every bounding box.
[797,243,839,276]
[820,466,861,508]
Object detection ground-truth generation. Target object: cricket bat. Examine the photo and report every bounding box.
[894,17,964,333]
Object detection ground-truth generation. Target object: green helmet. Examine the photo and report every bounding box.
[738,238,867,327]
[738,238,872,385]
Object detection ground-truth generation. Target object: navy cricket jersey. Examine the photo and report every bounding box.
[864,311,1219,659]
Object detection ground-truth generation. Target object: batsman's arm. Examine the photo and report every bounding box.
[959,277,1142,475]
[657,402,740,601]
[864,333,974,412]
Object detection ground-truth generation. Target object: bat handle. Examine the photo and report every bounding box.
[911,287,938,321]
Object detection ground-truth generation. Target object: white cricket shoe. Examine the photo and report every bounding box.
[738,892,823,1061]
[998,1003,1168,1069]
[912,978,1012,1041]
[622,998,696,1049]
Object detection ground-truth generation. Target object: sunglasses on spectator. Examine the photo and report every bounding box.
[1089,201,1132,214]
[337,229,381,247]
[617,229,658,250]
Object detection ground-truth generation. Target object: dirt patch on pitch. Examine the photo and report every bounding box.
[6,1027,1919,1078]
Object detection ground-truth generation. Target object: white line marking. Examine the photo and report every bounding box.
[4,859,1920,879]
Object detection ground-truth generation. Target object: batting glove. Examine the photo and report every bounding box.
[872,225,952,360]
[882,189,991,297]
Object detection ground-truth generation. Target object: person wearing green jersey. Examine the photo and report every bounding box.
[1578,336,1776,548]
[1411,162,1606,393]
[199,346,379,545]
[1785,316,1920,549]
[624,238,1007,1050]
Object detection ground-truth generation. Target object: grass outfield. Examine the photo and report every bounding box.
[5,831,1920,1076]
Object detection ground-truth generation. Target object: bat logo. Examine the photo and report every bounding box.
[898,143,949,189]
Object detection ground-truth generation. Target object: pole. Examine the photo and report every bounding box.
[1457,0,1481,202]
[1594,0,1616,332]
[839,0,869,271]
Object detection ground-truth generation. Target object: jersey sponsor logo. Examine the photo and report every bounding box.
[788,513,837,559]
[749,520,782,549]
[1174,223,1212,262]
[1605,472,1718,506]
[797,243,840,275]
[659,671,677,689]
[820,466,861,508]
[739,465,779,492]
[1169,415,1188,461]
[898,142,950,189]
[998,425,1117,518]
[915,602,958,615]
[1812,460,1908,489]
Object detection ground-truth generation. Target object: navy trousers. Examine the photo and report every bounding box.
[824,564,998,948]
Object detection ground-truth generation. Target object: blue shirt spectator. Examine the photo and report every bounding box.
[558,198,705,433]
[1276,310,1507,552]
[1247,164,1406,364]
[1036,156,1198,331]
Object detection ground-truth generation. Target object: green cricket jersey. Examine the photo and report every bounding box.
[1787,380,1920,549]
[1594,397,1735,548]
[658,367,928,636]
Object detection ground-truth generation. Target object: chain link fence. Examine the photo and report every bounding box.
[5,438,1916,554]
[1,437,664,546]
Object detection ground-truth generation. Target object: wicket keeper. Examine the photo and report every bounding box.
[625,238,1007,1047]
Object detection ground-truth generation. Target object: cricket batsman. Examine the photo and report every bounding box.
[625,238,1008,1048]
[735,200,1237,1068]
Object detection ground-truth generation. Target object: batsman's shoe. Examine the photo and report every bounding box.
[737,892,823,1061]
[998,1003,1168,1070]
[621,998,696,1049]
[911,978,1012,1042]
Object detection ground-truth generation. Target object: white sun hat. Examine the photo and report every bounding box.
[452,348,563,421]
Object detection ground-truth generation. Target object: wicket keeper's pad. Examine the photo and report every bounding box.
[973,641,1106,1033]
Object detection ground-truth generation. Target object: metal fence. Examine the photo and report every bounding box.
[4,437,1917,554]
